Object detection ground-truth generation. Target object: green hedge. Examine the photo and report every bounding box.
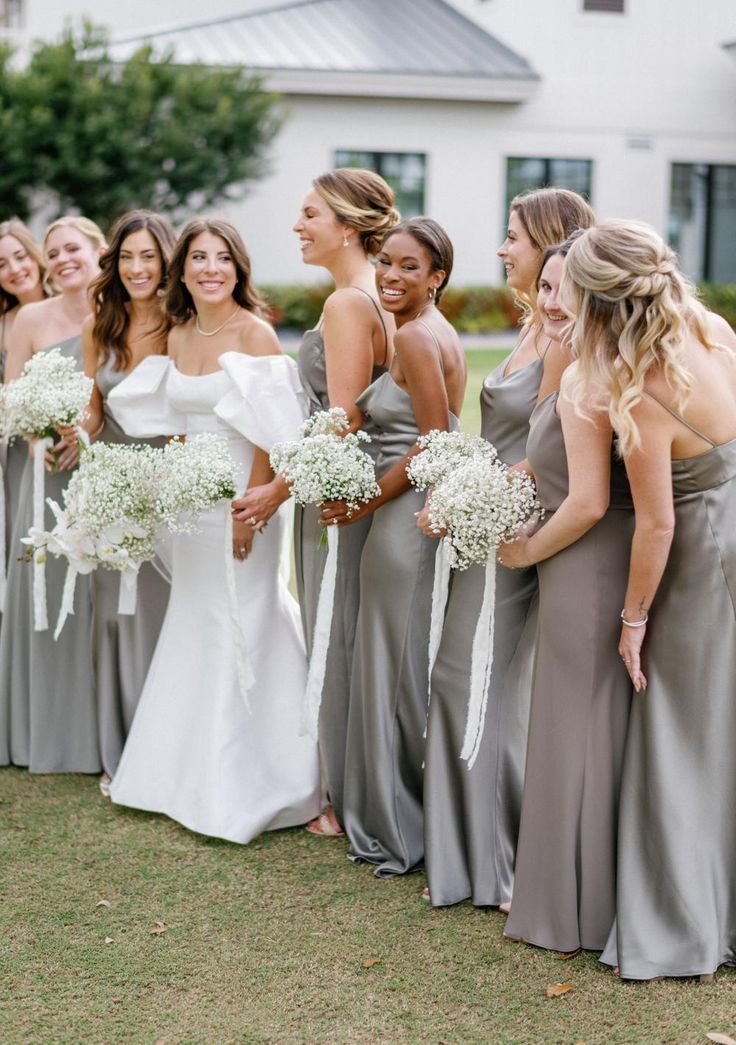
[262,283,736,333]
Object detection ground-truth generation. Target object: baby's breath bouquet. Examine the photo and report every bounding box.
[6,347,94,631]
[406,429,495,491]
[155,433,237,534]
[270,407,380,739]
[3,346,93,444]
[427,453,541,769]
[428,456,540,571]
[22,442,164,638]
[270,407,380,516]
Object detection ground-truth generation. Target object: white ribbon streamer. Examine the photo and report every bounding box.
[427,539,452,697]
[302,523,339,740]
[32,437,53,631]
[117,569,139,615]
[224,504,254,711]
[54,565,78,640]
[461,557,497,770]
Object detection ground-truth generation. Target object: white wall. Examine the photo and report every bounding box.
[12,0,736,284]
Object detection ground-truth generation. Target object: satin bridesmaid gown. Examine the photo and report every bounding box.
[92,354,170,778]
[294,300,387,825]
[601,399,736,979]
[343,369,457,877]
[505,393,634,952]
[423,349,541,907]
[0,335,99,773]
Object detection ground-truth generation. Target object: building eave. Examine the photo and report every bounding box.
[261,68,539,103]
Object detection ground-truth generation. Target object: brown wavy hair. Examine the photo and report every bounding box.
[0,218,47,316]
[509,188,596,324]
[90,210,176,371]
[313,168,400,256]
[166,219,267,325]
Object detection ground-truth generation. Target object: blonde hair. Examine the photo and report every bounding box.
[0,218,47,315]
[509,187,596,324]
[313,168,400,256]
[43,215,107,294]
[563,219,724,456]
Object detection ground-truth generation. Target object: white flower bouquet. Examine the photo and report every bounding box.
[406,429,495,491]
[3,346,93,445]
[270,407,380,515]
[270,407,381,739]
[155,433,237,534]
[23,441,161,573]
[428,455,541,570]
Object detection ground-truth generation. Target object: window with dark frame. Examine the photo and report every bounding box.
[0,0,23,27]
[334,151,426,218]
[669,163,736,283]
[505,157,593,218]
[583,0,625,11]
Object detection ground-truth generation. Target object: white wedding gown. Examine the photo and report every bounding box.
[107,352,321,843]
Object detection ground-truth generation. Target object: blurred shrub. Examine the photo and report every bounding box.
[262,283,735,333]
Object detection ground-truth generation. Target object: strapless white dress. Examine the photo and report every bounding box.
[107,353,321,843]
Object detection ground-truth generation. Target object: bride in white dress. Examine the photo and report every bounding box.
[108,219,321,843]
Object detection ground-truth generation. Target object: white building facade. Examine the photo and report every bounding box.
[4,0,736,285]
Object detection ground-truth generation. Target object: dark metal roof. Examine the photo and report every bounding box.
[111,0,537,82]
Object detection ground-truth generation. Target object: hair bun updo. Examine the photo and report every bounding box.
[313,168,401,256]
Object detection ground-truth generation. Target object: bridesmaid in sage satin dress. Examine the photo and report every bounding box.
[0,216,106,773]
[0,221,47,571]
[557,222,736,981]
[232,168,398,836]
[322,218,466,877]
[73,211,176,787]
[500,243,634,953]
[421,189,595,908]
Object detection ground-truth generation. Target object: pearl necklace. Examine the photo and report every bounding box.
[195,305,241,337]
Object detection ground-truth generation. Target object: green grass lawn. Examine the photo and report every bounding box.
[460,348,509,434]
[3,348,736,1042]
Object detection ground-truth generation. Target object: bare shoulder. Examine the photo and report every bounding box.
[80,313,95,337]
[13,296,55,334]
[166,322,190,360]
[323,286,376,320]
[705,310,736,349]
[234,312,282,358]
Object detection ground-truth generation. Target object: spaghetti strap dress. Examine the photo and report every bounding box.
[343,363,458,878]
[505,393,634,952]
[424,349,542,907]
[601,403,736,979]
[92,354,170,778]
[294,292,388,825]
[0,334,99,773]
[0,318,27,582]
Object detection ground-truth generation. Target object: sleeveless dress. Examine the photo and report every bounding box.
[423,350,542,907]
[601,403,736,979]
[294,301,387,825]
[108,354,321,843]
[505,393,634,952]
[92,354,170,778]
[343,368,458,877]
[0,316,27,582]
[0,334,99,773]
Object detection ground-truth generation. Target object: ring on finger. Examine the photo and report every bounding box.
[248,516,258,526]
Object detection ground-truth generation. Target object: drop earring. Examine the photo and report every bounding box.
[428,286,436,301]
[343,233,349,248]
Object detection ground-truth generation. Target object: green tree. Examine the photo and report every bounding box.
[2,25,282,228]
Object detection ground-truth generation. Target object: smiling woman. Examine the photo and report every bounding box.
[67,211,177,788]
[0,214,107,775]
[232,168,400,839]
